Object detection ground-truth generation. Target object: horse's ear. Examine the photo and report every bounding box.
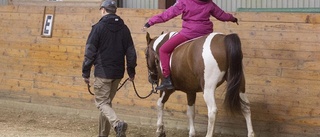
[146,32,152,45]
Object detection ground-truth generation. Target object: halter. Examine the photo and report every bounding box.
[145,45,160,85]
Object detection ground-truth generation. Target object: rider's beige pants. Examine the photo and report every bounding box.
[94,77,121,136]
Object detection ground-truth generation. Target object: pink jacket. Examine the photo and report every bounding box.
[148,0,235,39]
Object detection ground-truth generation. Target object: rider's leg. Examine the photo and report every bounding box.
[156,33,189,90]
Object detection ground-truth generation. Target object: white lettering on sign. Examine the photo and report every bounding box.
[42,14,54,37]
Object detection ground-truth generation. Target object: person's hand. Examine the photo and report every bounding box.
[129,76,134,81]
[142,27,147,32]
[232,18,239,25]
[84,78,90,84]
[142,22,150,32]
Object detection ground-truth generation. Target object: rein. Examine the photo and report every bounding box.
[87,78,158,99]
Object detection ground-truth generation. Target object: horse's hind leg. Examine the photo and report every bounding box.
[156,90,173,137]
[240,93,255,137]
[203,87,217,137]
[186,92,197,137]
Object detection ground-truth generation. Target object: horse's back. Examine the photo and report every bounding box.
[170,33,228,92]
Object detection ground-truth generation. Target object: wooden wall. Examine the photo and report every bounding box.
[0,5,319,136]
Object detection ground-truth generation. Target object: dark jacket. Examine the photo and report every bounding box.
[82,14,137,79]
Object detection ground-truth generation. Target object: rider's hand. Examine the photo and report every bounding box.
[232,18,239,25]
[84,78,90,84]
[142,27,147,32]
[142,22,150,32]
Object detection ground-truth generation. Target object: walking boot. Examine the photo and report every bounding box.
[155,76,174,90]
[115,121,127,137]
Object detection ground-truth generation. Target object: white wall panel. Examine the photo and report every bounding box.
[120,0,320,11]
[123,0,158,9]
[212,0,320,11]
[0,0,8,5]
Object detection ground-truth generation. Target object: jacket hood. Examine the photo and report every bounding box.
[99,14,124,32]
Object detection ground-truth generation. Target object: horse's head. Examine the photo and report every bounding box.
[145,32,160,85]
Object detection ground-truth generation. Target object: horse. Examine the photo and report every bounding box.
[145,32,255,137]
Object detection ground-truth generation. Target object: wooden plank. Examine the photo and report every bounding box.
[1,69,34,81]
[0,19,42,28]
[32,36,86,46]
[16,5,45,13]
[299,61,320,71]
[59,37,86,46]
[31,88,82,98]
[116,8,165,17]
[52,29,88,39]
[0,34,37,43]
[55,6,97,14]
[242,40,320,52]
[54,21,92,31]
[0,27,34,35]
[282,69,320,81]
[225,21,320,33]
[0,13,43,20]
[234,12,320,24]
[243,48,320,61]
[243,57,298,69]
[29,44,83,55]
[16,58,51,68]
[0,5,17,12]
[54,14,85,22]
[238,30,320,42]
[0,78,33,89]
[247,84,320,97]
[0,47,28,57]
[246,74,320,87]
[244,66,281,76]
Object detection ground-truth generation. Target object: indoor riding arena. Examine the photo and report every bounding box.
[0,0,319,137]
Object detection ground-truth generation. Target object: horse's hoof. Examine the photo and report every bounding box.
[248,132,255,137]
[156,131,166,137]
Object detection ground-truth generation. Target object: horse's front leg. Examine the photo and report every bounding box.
[186,92,197,137]
[203,88,217,137]
[156,90,173,137]
[240,93,255,137]
[156,94,165,137]
[187,104,196,137]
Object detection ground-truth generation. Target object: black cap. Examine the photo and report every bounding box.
[100,0,117,10]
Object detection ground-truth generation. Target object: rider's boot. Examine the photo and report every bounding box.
[155,76,174,90]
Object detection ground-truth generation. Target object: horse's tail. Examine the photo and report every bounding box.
[224,33,246,114]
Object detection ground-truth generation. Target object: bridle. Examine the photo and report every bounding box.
[145,45,160,86]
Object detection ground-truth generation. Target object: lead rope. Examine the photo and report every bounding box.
[87,78,158,99]
[87,83,94,95]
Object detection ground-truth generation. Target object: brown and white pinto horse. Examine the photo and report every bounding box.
[145,32,255,137]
